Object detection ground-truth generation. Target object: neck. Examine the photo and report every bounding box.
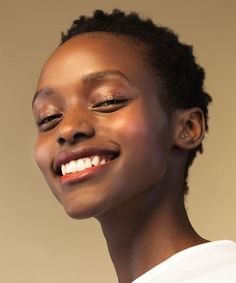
[96,181,206,283]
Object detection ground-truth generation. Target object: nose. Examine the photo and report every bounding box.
[56,113,95,146]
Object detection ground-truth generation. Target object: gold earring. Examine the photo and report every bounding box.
[180,131,189,139]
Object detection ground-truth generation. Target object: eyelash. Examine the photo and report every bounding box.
[36,113,62,126]
[36,98,128,129]
[92,98,129,109]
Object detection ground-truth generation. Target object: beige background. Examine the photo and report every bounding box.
[0,0,235,282]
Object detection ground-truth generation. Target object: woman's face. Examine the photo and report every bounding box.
[33,33,176,219]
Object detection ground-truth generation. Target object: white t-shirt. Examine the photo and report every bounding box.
[132,240,236,283]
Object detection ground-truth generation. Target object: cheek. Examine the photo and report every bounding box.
[110,109,165,153]
[107,108,172,176]
[34,136,52,175]
[110,105,149,138]
[112,112,142,145]
[99,110,172,208]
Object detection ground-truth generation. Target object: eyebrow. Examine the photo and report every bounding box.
[82,70,131,85]
[32,86,55,107]
[32,70,131,107]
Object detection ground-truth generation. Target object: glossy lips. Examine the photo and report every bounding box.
[54,148,119,184]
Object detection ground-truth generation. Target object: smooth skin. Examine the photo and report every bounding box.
[33,32,207,283]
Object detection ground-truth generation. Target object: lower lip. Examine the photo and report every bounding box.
[59,162,111,185]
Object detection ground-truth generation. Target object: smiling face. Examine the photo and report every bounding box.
[33,32,176,219]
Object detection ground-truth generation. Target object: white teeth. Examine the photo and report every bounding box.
[61,164,66,176]
[70,160,77,173]
[76,159,85,171]
[84,157,92,169]
[100,157,106,165]
[61,155,111,176]
[91,155,99,166]
[61,155,110,176]
[66,163,70,173]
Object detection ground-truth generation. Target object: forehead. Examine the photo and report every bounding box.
[37,32,158,92]
[49,32,146,67]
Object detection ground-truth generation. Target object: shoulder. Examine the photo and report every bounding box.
[173,240,236,281]
[132,240,236,283]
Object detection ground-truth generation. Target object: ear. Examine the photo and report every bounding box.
[174,107,206,150]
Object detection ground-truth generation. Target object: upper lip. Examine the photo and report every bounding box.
[54,146,120,175]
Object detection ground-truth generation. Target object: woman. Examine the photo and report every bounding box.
[32,9,236,283]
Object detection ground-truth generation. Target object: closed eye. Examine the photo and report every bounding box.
[92,98,129,112]
[36,113,63,132]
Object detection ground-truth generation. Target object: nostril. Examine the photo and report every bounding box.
[57,136,66,145]
[56,132,87,146]
[73,132,84,141]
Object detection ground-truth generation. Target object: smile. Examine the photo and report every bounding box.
[54,148,119,185]
[61,155,110,176]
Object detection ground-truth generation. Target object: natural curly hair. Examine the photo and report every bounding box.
[61,9,212,193]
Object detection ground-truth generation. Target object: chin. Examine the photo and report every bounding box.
[61,194,106,219]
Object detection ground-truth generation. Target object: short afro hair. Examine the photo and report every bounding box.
[61,9,212,193]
